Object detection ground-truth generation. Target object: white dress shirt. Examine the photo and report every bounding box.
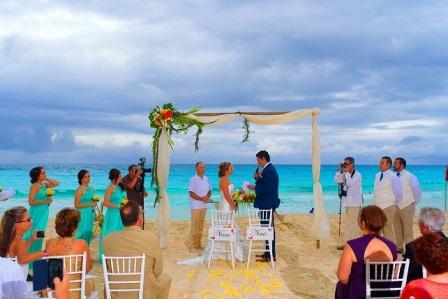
[188,175,211,209]
[396,169,422,209]
[334,170,363,207]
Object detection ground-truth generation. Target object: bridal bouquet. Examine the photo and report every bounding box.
[232,189,256,203]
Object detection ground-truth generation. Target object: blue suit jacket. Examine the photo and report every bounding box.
[254,163,280,210]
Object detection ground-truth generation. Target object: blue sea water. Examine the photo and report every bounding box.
[0,164,446,219]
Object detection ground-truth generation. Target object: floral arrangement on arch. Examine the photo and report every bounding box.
[149,103,205,204]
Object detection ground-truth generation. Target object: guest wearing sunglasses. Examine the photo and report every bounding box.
[0,206,56,279]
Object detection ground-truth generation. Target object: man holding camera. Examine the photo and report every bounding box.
[334,157,362,250]
[122,164,148,207]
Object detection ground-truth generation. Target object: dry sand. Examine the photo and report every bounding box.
[40,211,441,298]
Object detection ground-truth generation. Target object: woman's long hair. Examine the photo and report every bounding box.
[0,206,28,257]
[109,168,125,190]
[218,162,232,177]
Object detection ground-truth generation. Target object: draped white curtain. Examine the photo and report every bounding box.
[156,129,172,247]
[155,108,330,245]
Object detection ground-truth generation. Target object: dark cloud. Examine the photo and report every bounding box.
[0,0,447,164]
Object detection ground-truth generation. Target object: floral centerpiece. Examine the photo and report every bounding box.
[232,189,256,204]
[149,103,204,205]
[46,188,55,198]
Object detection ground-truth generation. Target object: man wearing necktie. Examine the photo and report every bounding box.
[393,157,422,253]
[373,156,403,245]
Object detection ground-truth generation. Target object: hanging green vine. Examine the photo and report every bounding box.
[241,117,251,143]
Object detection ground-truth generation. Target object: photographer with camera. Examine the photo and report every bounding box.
[122,164,148,207]
[334,157,363,250]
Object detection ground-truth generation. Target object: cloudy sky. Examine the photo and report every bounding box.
[1,0,447,165]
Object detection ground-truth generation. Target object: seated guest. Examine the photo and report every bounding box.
[0,206,57,279]
[403,207,448,283]
[45,208,93,298]
[335,205,397,299]
[400,233,448,299]
[103,201,171,299]
[0,257,28,298]
[0,257,70,299]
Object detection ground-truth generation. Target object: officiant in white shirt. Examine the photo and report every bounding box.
[188,162,212,251]
[334,157,363,250]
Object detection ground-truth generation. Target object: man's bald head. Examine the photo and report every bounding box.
[120,201,142,227]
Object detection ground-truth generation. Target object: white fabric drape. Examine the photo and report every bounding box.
[310,112,331,239]
[156,129,172,247]
[190,108,330,240]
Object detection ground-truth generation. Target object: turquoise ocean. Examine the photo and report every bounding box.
[0,164,446,219]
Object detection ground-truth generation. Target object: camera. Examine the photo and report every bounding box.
[339,163,346,171]
[138,157,152,177]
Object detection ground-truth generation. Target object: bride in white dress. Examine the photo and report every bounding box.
[177,162,246,265]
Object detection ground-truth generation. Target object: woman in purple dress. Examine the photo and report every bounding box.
[335,205,397,299]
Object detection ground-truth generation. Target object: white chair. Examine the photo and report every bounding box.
[102,254,146,299]
[246,209,274,269]
[207,210,236,269]
[365,259,410,299]
[47,252,87,299]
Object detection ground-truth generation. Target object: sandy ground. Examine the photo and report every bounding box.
[39,211,446,299]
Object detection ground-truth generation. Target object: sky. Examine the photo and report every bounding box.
[0,0,447,165]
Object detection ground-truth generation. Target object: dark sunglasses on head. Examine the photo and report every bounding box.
[17,217,32,223]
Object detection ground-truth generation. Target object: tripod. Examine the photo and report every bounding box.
[338,183,344,238]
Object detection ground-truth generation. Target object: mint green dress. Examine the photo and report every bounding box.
[74,185,95,245]
[24,184,49,265]
[98,185,125,262]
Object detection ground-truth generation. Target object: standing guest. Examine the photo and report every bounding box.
[74,170,97,245]
[99,168,125,261]
[373,156,403,245]
[403,207,448,283]
[188,162,211,251]
[393,157,422,253]
[335,205,397,299]
[103,201,171,299]
[45,208,93,298]
[400,233,448,299]
[122,164,148,207]
[0,206,57,279]
[248,150,280,262]
[334,157,363,250]
[24,167,60,257]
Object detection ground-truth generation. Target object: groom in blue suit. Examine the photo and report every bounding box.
[249,150,280,262]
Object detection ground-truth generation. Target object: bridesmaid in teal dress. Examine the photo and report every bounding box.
[74,170,97,245]
[99,168,125,262]
[24,167,60,263]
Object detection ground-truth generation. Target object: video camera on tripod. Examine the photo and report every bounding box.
[338,163,347,198]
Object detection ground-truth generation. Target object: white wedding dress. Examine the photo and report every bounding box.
[177,183,246,265]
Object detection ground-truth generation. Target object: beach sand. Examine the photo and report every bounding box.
[39,211,442,298]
